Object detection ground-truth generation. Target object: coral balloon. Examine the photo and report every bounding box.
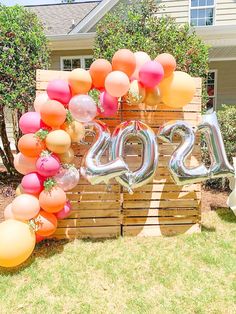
[36,153,60,177]
[132,52,151,80]
[124,80,146,105]
[36,234,45,243]
[159,71,196,109]
[145,87,161,107]
[139,61,164,88]
[14,153,37,175]
[15,184,25,196]
[89,59,112,89]
[105,71,130,97]
[57,148,75,163]
[55,201,72,220]
[12,194,40,220]
[18,134,46,158]
[21,172,44,195]
[35,210,58,237]
[39,187,67,213]
[62,121,85,143]
[69,95,97,123]
[4,203,15,220]
[46,130,71,154]
[40,100,66,128]
[34,93,48,113]
[0,220,35,268]
[53,165,80,191]
[47,79,71,105]
[19,112,44,134]
[155,53,176,78]
[112,49,136,77]
[68,68,92,94]
[99,92,118,117]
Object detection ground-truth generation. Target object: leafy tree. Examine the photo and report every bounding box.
[0,5,50,178]
[94,0,209,81]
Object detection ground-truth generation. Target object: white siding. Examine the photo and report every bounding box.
[215,0,236,25]
[156,0,189,23]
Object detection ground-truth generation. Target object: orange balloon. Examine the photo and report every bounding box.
[89,59,112,89]
[159,71,196,109]
[68,68,92,94]
[12,194,40,221]
[18,134,46,158]
[14,153,37,175]
[112,49,136,77]
[39,187,67,213]
[46,130,71,154]
[105,71,130,98]
[35,210,58,237]
[155,53,176,78]
[57,148,75,163]
[40,100,66,128]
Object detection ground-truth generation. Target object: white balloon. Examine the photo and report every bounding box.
[54,166,80,191]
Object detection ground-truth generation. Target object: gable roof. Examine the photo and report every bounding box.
[26,1,100,36]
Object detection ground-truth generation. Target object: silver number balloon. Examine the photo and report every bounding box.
[110,120,159,192]
[80,120,129,185]
[158,120,209,185]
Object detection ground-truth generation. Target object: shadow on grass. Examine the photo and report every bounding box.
[201,225,216,233]
[216,207,236,223]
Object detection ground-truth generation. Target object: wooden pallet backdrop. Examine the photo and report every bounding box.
[36,69,202,238]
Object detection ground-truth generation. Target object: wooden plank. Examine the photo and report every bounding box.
[123,208,200,217]
[67,193,121,201]
[123,200,200,209]
[123,216,199,225]
[52,226,120,239]
[71,202,120,210]
[58,218,120,228]
[128,184,201,192]
[69,209,121,218]
[123,191,201,200]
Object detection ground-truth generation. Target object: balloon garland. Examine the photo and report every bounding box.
[0,49,233,268]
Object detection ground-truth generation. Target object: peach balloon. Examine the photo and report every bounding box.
[132,52,151,80]
[62,121,85,143]
[40,100,66,128]
[14,152,37,175]
[89,59,112,89]
[160,71,196,109]
[105,71,130,98]
[39,187,67,213]
[145,87,162,107]
[34,93,48,113]
[155,53,176,78]
[12,194,40,221]
[18,134,46,158]
[35,210,58,237]
[68,68,92,94]
[112,49,136,77]
[46,130,71,154]
[4,203,15,220]
[57,148,75,163]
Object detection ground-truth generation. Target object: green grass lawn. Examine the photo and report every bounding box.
[0,208,235,314]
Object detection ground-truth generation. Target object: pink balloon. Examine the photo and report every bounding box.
[14,153,37,175]
[12,194,40,220]
[55,201,72,220]
[105,71,130,97]
[47,79,72,106]
[69,95,97,123]
[19,112,45,134]
[36,154,60,177]
[4,203,15,220]
[99,92,118,117]
[133,52,151,80]
[21,172,44,195]
[34,93,48,113]
[139,61,164,88]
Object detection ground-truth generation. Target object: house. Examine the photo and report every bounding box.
[25,0,236,110]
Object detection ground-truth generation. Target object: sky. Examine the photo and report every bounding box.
[1,0,97,6]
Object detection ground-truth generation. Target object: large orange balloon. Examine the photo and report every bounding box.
[68,68,92,94]
[0,220,35,268]
[18,134,46,158]
[159,71,196,109]
[35,210,58,237]
[89,59,112,89]
[40,100,66,128]
[46,130,71,154]
[12,194,40,220]
[14,153,37,175]
[155,53,176,78]
[39,187,67,213]
[105,71,130,98]
[57,148,75,163]
[112,49,136,77]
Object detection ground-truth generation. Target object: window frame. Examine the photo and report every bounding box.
[60,55,93,71]
[206,69,218,111]
[189,0,216,27]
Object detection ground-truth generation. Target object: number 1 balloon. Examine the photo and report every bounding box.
[80,120,129,185]
[110,120,159,192]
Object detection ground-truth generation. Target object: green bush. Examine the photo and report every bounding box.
[202,105,236,190]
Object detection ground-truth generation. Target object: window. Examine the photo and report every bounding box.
[190,0,215,27]
[206,70,217,111]
[60,56,93,71]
